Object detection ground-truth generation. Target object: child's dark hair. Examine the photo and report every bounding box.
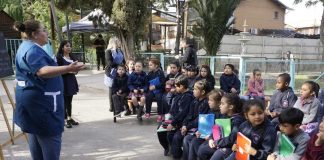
[278,73,291,84]
[224,64,235,70]
[278,108,304,125]
[208,89,224,104]
[222,93,243,114]
[117,64,126,70]
[186,65,198,72]
[199,65,212,77]
[253,69,261,76]
[135,61,143,66]
[303,81,320,97]
[194,79,212,94]
[243,99,264,113]
[175,75,189,89]
[170,60,181,70]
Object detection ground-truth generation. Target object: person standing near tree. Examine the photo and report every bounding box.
[105,37,126,112]
[93,34,106,70]
[179,37,198,68]
[14,20,84,160]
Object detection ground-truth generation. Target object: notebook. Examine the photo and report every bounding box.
[198,114,215,138]
[149,77,161,94]
[236,132,251,160]
[279,133,296,156]
[215,119,231,137]
[212,124,222,140]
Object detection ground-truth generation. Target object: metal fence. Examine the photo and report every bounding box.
[5,39,324,95]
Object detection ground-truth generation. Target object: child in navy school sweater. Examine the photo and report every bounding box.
[180,80,212,160]
[267,73,297,122]
[219,64,241,94]
[111,65,129,116]
[127,61,148,120]
[157,75,194,159]
[145,58,166,120]
[197,93,246,160]
[226,100,277,160]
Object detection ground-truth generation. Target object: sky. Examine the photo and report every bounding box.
[281,0,323,28]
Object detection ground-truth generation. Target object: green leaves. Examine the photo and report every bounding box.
[189,0,239,55]
[0,0,23,21]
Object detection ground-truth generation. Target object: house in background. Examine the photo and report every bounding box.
[233,0,289,32]
[0,10,20,39]
[296,25,320,35]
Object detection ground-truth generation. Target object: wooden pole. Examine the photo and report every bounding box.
[0,92,14,145]
[0,144,4,160]
[50,0,63,43]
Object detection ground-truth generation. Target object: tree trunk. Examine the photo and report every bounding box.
[320,8,324,61]
[50,0,62,43]
[118,29,134,61]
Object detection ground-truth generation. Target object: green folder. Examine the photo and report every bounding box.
[215,119,231,137]
[279,133,296,156]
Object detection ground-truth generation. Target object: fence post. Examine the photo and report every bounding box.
[239,56,246,95]
[289,58,295,90]
[160,53,165,70]
[210,57,215,76]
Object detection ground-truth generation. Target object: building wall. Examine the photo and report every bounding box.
[296,27,320,35]
[0,11,20,39]
[234,0,285,31]
[219,35,322,60]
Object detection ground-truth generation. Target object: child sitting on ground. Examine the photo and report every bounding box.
[226,99,277,160]
[195,65,216,90]
[244,69,265,100]
[267,107,310,160]
[301,117,324,160]
[267,73,297,121]
[127,61,147,120]
[157,75,194,158]
[197,93,245,160]
[181,80,212,160]
[219,64,241,94]
[186,65,198,90]
[111,65,129,116]
[293,81,321,133]
[163,61,182,116]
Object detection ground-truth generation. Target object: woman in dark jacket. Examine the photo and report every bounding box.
[105,37,126,112]
[180,37,198,68]
[56,40,79,128]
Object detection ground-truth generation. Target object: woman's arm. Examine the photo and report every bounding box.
[37,61,84,78]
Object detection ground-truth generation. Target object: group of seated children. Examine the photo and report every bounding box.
[155,69,323,160]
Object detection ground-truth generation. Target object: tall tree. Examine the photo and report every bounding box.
[0,0,23,21]
[294,0,324,61]
[189,0,240,55]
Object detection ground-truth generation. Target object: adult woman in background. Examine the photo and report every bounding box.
[57,40,80,128]
[14,20,84,160]
[105,37,126,112]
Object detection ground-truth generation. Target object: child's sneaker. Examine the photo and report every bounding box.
[144,113,151,119]
[156,115,164,122]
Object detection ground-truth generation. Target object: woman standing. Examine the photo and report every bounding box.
[57,40,80,128]
[14,20,84,160]
[105,37,126,112]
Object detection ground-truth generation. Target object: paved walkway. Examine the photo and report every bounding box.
[0,70,172,160]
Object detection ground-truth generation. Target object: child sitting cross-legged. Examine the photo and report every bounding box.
[267,73,297,123]
[267,107,310,160]
[293,81,321,133]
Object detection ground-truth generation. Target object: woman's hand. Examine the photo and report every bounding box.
[267,153,276,160]
[208,139,216,148]
[68,61,85,73]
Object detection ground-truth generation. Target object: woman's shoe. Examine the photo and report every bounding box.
[65,121,72,128]
[68,119,79,125]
